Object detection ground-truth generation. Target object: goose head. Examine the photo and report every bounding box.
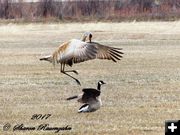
[97,80,106,90]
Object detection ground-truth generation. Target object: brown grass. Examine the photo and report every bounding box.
[0,22,180,135]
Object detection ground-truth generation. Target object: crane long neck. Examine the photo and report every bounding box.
[81,36,87,42]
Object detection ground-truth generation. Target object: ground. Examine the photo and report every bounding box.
[0,22,180,135]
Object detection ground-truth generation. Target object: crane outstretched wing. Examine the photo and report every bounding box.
[72,42,97,63]
[90,42,123,62]
[54,40,123,64]
[55,40,97,64]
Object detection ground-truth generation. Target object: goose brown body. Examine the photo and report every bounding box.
[66,80,106,113]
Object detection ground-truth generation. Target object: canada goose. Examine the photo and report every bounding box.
[67,80,106,113]
[40,33,123,85]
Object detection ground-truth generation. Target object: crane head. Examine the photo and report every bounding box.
[82,32,92,42]
[39,55,53,63]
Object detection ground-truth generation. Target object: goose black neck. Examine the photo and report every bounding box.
[97,83,101,90]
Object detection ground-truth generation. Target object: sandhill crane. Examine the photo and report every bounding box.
[40,33,123,85]
[67,80,106,113]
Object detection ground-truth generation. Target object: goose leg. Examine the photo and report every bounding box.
[61,63,81,85]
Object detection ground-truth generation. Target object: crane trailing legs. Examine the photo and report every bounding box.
[60,62,81,85]
[39,55,81,85]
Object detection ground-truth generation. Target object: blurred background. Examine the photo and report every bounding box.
[0,0,180,22]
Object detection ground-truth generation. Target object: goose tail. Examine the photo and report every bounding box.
[66,95,78,100]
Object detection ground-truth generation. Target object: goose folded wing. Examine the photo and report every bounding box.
[82,88,101,97]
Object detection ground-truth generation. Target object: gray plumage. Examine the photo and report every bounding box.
[40,32,123,85]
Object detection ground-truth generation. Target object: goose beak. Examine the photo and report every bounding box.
[102,82,106,84]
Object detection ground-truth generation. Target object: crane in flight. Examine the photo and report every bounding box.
[40,32,123,85]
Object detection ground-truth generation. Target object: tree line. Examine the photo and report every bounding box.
[0,0,180,22]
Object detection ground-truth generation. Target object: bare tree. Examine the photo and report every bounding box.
[0,0,180,22]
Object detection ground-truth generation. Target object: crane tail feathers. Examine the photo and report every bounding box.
[39,55,54,63]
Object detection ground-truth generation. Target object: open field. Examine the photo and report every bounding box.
[0,22,180,135]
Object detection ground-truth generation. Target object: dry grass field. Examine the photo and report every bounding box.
[0,22,180,135]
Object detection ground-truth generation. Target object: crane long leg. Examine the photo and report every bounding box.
[63,70,78,75]
[60,63,81,85]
